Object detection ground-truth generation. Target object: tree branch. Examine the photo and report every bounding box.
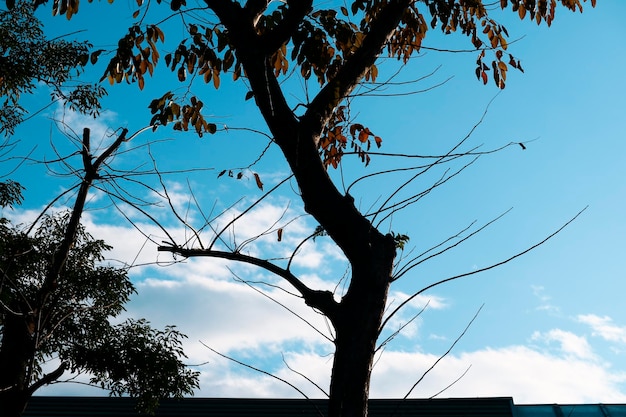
[27,362,66,396]
[259,0,313,53]
[36,128,128,307]
[157,246,339,319]
[380,206,588,332]
[302,0,412,141]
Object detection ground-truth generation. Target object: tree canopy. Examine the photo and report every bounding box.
[0,1,105,135]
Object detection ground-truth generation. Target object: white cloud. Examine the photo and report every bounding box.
[531,329,597,361]
[578,314,626,344]
[176,343,626,403]
[126,263,335,357]
[381,291,448,340]
[530,285,559,314]
[51,102,124,155]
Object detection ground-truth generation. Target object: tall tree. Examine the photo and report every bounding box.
[0,129,199,417]
[40,1,595,417]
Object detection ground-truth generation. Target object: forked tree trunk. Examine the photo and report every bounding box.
[221,11,400,414]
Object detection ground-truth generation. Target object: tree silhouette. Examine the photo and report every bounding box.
[0,129,199,417]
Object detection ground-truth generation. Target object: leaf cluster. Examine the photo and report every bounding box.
[72,319,199,414]
[319,106,382,169]
[99,24,164,91]
[0,180,24,208]
[0,1,106,135]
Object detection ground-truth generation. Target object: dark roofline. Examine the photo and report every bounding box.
[24,397,516,417]
[25,397,626,417]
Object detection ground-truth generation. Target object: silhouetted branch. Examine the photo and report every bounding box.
[208,175,293,250]
[376,300,430,351]
[402,305,483,400]
[381,207,587,332]
[231,272,333,343]
[393,208,513,281]
[282,353,329,397]
[157,245,339,320]
[200,341,325,417]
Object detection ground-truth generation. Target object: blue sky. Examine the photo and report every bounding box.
[5,0,626,404]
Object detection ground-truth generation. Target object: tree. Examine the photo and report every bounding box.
[0,129,199,417]
[0,1,105,135]
[36,1,595,417]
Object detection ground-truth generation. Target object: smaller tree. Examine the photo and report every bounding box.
[0,129,199,417]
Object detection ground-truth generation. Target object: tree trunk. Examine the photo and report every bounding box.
[327,233,395,417]
[223,17,399,416]
[0,302,34,417]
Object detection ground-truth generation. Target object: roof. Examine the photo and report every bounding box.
[22,397,626,417]
[516,404,626,417]
[23,397,515,417]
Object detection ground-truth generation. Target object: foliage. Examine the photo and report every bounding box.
[0,208,199,414]
[73,319,199,413]
[0,1,106,135]
[72,0,593,168]
[0,180,23,208]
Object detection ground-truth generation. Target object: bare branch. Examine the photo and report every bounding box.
[380,207,587,332]
[208,175,293,250]
[281,353,329,397]
[393,208,513,281]
[402,305,483,400]
[376,300,430,351]
[200,341,325,417]
[429,365,472,399]
[231,272,333,343]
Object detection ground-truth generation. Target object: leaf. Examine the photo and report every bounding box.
[277,228,283,242]
[132,9,140,18]
[253,173,264,191]
[349,123,363,137]
[370,65,378,82]
[155,26,165,43]
[499,35,508,50]
[90,50,104,65]
[245,91,254,101]
[213,69,220,89]
[217,170,226,178]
